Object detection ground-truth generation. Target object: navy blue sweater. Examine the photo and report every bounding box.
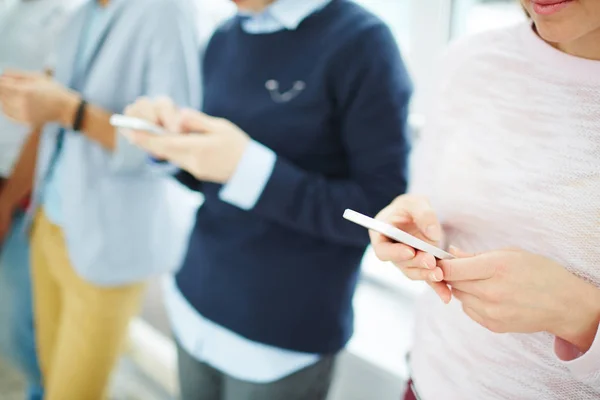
[175,0,412,354]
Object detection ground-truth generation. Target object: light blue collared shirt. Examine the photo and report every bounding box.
[29,0,201,286]
[43,2,110,226]
[167,0,333,384]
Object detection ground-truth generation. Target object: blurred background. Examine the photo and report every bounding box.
[0,0,525,399]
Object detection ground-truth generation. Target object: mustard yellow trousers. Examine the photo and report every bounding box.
[31,211,145,400]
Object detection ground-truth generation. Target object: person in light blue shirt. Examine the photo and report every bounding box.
[0,0,200,398]
[124,0,413,399]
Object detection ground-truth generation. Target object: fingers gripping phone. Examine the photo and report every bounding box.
[109,114,166,135]
[110,114,170,163]
[343,209,455,260]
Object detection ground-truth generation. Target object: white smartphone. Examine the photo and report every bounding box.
[110,114,166,135]
[343,209,454,260]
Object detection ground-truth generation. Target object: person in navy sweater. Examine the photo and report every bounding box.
[124,0,412,398]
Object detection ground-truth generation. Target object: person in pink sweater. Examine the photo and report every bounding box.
[371,1,600,399]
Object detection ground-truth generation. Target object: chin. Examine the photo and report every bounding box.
[534,20,587,44]
[230,0,248,7]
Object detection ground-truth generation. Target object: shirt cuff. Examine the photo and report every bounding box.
[219,140,276,210]
[557,324,600,384]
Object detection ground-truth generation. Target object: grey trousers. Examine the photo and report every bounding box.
[177,341,337,400]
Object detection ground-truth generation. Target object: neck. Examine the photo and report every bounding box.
[240,0,276,13]
[553,28,600,61]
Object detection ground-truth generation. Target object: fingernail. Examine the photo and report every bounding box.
[426,225,441,241]
[422,260,432,270]
[429,269,443,282]
[391,215,410,224]
[402,247,415,259]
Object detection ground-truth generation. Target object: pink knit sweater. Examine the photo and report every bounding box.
[408,23,600,400]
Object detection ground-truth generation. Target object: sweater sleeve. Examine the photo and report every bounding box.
[174,169,203,192]
[223,24,412,247]
[556,326,600,388]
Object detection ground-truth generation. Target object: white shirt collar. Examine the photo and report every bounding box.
[267,0,331,30]
[241,0,331,33]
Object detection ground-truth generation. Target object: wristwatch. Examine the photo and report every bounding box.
[72,98,87,131]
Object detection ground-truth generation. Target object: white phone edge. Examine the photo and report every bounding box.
[343,209,454,260]
[110,114,166,135]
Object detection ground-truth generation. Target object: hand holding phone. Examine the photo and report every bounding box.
[110,114,170,163]
[343,209,454,260]
[345,201,453,304]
